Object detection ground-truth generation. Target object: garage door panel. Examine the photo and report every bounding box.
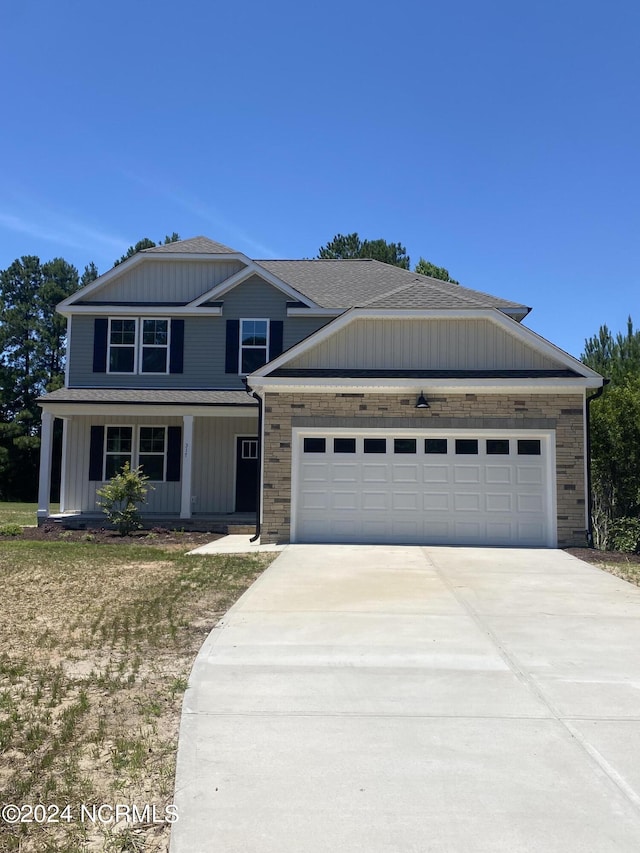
[486,522,514,542]
[517,466,544,485]
[393,465,419,483]
[301,463,329,483]
[393,492,419,511]
[362,464,388,482]
[362,491,388,511]
[301,491,328,510]
[423,465,450,483]
[424,492,450,510]
[486,493,513,512]
[517,494,544,512]
[331,491,359,511]
[454,493,481,511]
[331,463,358,482]
[454,465,481,483]
[485,465,513,484]
[294,431,552,547]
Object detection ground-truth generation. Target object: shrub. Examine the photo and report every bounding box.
[96,463,152,536]
[0,523,22,536]
[609,517,640,554]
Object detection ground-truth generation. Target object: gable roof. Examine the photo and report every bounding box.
[57,236,530,319]
[142,236,238,255]
[256,259,529,318]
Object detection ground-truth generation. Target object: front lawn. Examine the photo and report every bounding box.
[0,538,275,852]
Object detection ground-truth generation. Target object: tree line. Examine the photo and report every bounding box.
[0,235,181,499]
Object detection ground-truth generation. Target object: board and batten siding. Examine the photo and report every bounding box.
[192,416,259,513]
[82,259,246,303]
[63,414,258,513]
[68,275,332,388]
[287,317,564,371]
[64,415,183,513]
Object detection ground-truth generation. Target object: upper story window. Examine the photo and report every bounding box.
[239,319,270,374]
[141,320,169,373]
[107,318,170,375]
[109,320,137,373]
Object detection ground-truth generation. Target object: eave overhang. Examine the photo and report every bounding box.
[247,376,602,394]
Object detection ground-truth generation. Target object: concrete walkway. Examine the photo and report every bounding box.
[170,546,640,852]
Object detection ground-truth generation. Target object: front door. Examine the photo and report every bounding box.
[235,436,258,512]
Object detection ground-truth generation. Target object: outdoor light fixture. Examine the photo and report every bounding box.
[415,392,430,409]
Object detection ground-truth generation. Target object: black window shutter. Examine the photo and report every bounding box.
[225,319,240,373]
[93,319,108,372]
[166,426,182,481]
[89,425,105,480]
[169,319,184,374]
[269,321,284,361]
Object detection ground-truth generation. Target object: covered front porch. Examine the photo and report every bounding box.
[37,389,260,526]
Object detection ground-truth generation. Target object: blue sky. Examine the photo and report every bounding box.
[1,0,638,358]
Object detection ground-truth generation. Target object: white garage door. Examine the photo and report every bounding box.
[292,430,556,547]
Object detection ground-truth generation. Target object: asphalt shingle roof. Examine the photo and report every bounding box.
[39,389,256,406]
[256,259,529,316]
[142,236,238,255]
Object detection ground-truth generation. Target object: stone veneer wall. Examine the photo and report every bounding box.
[261,392,587,547]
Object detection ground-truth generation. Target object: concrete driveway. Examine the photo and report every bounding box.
[170,546,640,852]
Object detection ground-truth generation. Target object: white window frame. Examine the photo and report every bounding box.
[138,425,168,481]
[238,318,270,375]
[102,424,168,482]
[107,318,138,375]
[103,425,134,479]
[106,318,171,375]
[139,318,171,375]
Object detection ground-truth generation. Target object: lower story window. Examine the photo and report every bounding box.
[105,427,133,478]
[139,427,167,481]
[104,426,167,481]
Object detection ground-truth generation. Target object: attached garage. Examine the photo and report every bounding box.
[291,429,556,547]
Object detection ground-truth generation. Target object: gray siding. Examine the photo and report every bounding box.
[287,317,564,371]
[192,416,259,512]
[68,276,333,388]
[64,414,183,513]
[82,259,245,303]
[63,414,258,514]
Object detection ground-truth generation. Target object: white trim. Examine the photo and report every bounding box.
[248,377,603,393]
[139,318,171,376]
[107,317,138,375]
[239,318,270,375]
[64,316,71,388]
[59,417,69,513]
[58,305,222,317]
[180,415,194,519]
[39,403,258,418]
[37,411,54,518]
[290,426,557,547]
[101,424,169,483]
[186,261,318,309]
[286,307,342,317]
[106,317,172,376]
[248,307,603,382]
[583,389,589,532]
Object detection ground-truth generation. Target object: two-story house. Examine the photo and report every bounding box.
[37,236,603,547]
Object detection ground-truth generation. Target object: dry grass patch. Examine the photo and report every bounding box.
[0,540,276,852]
[567,547,640,587]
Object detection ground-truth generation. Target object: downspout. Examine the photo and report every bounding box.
[585,379,609,548]
[243,378,262,543]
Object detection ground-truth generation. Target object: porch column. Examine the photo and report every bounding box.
[180,415,194,519]
[59,417,69,513]
[37,410,54,520]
